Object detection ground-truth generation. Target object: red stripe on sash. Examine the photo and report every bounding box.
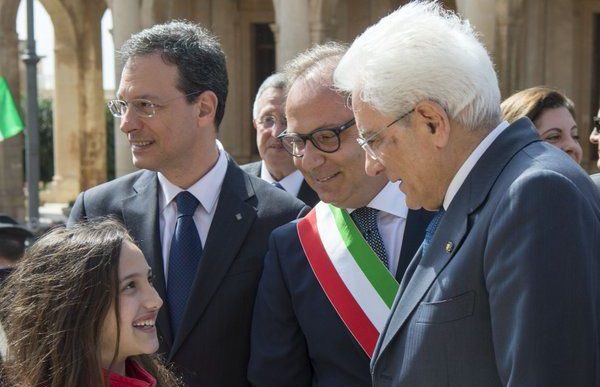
[297,210,379,357]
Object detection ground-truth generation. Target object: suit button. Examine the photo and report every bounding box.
[445,241,454,253]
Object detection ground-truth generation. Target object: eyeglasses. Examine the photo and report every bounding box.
[592,116,600,133]
[277,118,356,158]
[357,108,415,160]
[257,115,287,129]
[107,90,203,118]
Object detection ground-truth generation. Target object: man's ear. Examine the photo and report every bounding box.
[414,100,451,148]
[196,91,218,122]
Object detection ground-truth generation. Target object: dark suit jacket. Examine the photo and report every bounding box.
[372,118,600,387]
[241,161,320,207]
[248,209,433,387]
[591,172,600,191]
[68,157,307,387]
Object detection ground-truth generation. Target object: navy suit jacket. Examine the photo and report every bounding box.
[241,161,320,207]
[371,118,600,387]
[68,156,307,387]
[248,208,433,387]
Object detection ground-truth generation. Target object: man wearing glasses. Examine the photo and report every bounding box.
[241,73,319,206]
[334,2,600,386]
[68,21,306,387]
[248,42,433,387]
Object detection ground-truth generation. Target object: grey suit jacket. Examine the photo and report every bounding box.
[68,156,307,387]
[241,161,320,207]
[371,118,600,387]
[591,172,600,191]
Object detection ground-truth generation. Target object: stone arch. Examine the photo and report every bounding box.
[38,0,107,202]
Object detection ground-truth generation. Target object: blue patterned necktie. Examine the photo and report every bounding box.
[351,207,389,268]
[167,191,203,335]
[272,181,286,191]
[421,209,445,256]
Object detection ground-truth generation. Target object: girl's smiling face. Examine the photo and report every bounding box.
[100,241,162,374]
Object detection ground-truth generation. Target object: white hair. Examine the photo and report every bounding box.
[252,73,287,119]
[334,1,501,131]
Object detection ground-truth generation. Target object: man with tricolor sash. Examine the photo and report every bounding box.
[248,42,433,387]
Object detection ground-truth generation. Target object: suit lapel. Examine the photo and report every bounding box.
[169,160,257,358]
[121,171,173,346]
[376,118,541,358]
[297,179,320,207]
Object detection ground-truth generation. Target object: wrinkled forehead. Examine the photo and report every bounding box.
[256,87,286,112]
[286,82,351,134]
[118,53,179,99]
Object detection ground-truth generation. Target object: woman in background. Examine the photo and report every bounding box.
[501,86,583,164]
[0,218,179,387]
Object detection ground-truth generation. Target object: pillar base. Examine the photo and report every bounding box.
[40,175,80,204]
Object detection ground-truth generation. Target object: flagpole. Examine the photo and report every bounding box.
[22,0,41,231]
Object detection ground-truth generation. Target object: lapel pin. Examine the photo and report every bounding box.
[445,241,454,253]
[235,213,243,221]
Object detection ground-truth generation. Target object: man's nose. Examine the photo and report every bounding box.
[119,105,140,134]
[590,128,600,144]
[298,140,325,171]
[365,154,384,177]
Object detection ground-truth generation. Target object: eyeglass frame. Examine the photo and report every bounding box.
[356,108,415,160]
[256,114,287,129]
[107,90,204,118]
[277,118,356,158]
[592,116,600,133]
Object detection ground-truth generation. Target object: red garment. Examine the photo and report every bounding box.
[105,360,157,387]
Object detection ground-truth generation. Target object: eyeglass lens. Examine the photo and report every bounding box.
[108,99,155,118]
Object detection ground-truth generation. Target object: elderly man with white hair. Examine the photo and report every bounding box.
[334,2,600,387]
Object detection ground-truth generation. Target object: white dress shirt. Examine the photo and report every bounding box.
[158,140,228,284]
[348,181,408,276]
[259,161,304,197]
[443,121,510,210]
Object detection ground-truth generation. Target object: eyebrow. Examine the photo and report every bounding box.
[120,268,152,283]
[116,93,159,101]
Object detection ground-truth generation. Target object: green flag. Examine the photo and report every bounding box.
[0,76,24,141]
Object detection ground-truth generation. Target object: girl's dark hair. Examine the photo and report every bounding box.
[0,217,179,387]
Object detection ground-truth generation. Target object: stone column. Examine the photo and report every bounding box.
[40,28,82,203]
[35,1,82,204]
[272,0,311,70]
[110,0,142,177]
[78,3,107,191]
[456,0,497,53]
[0,9,26,220]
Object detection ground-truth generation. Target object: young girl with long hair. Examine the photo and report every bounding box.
[0,218,179,387]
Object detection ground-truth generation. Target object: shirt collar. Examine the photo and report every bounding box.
[259,161,304,195]
[349,181,408,219]
[158,140,228,214]
[443,120,510,210]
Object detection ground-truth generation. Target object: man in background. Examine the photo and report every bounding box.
[242,73,319,206]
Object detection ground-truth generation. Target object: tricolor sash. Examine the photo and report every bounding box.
[297,202,399,358]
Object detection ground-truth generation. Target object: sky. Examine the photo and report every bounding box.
[16,0,116,91]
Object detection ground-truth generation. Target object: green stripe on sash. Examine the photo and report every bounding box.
[329,205,399,307]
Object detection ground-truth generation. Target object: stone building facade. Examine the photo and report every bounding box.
[0,0,598,219]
